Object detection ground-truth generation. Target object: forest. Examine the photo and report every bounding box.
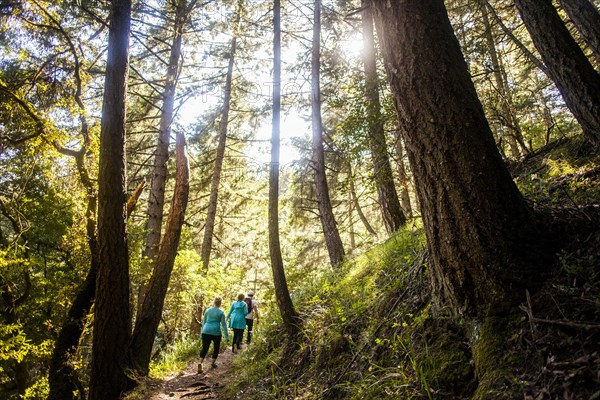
[0,0,599,399]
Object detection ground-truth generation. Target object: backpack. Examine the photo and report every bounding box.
[244,298,253,314]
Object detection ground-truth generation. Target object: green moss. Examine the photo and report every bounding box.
[470,316,524,400]
[412,318,475,397]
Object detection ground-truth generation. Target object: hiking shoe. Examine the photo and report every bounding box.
[197,363,203,374]
[211,363,218,369]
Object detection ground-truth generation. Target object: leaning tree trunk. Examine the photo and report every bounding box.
[515,0,600,147]
[312,0,345,268]
[346,161,378,237]
[89,0,133,398]
[139,0,187,319]
[48,179,143,400]
[558,0,600,63]
[201,37,237,270]
[361,0,406,233]
[129,132,190,376]
[48,195,97,400]
[269,0,300,335]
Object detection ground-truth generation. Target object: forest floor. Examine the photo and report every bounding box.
[148,348,236,400]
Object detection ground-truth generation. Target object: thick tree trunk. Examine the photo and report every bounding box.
[370,0,551,317]
[361,0,406,233]
[89,0,133,398]
[201,37,236,270]
[312,0,345,268]
[139,0,187,318]
[515,0,600,146]
[558,0,600,63]
[269,0,299,335]
[130,132,190,376]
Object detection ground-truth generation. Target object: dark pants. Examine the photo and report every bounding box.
[245,318,254,344]
[232,328,244,350]
[200,333,221,360]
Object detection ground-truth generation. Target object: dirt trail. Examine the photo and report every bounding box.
[149,348,235,400]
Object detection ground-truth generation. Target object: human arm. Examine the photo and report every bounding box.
[220,311,230,341]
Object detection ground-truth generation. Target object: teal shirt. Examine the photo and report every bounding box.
[227,301,248,329]
[201,306,229,340]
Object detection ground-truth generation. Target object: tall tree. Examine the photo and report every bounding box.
[312,0,345,268]
[361,0,406,233]
[130,132,190,376]
[139,0,189,316]
[89,0,133,397]
[269,0,300,335]
[557,0,600,63]
[370,0,553,393]
[515,0,600,146]
[369,0,550,316]
[201,37,237,270]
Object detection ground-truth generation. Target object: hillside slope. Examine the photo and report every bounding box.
[220,138,599,400]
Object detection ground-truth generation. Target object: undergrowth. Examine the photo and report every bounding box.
[219,138,599,400]
[221,228,444,400]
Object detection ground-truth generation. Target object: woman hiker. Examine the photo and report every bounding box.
[227,293,248,353]
[198,296,230,373]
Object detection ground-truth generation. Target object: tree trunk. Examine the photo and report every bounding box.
[515,0,600,146]
[558,0,600,63]
[48,230,97,400]
[393,136,413,219]
[479,0,528,157]
[346,161,378,237]
[129,132,190,376]
[139,0,187,318]
[201,37,237,270]
[269,0,300,335]
[89,0,133,398]
[370,0,551,317]
[361,0,406,233]
[312,0,345,268]
[48,179,142,400]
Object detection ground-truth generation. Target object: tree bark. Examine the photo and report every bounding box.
[269,0,300,335]
[515,0,600,147]
[89,0,133,398]
[558,0,600,63]
[312,0,345,268]
[201,37,237,270]
[139,0,187,318]
[370,0,551,317]
[361,0,406,233]
[129,131,190,376]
